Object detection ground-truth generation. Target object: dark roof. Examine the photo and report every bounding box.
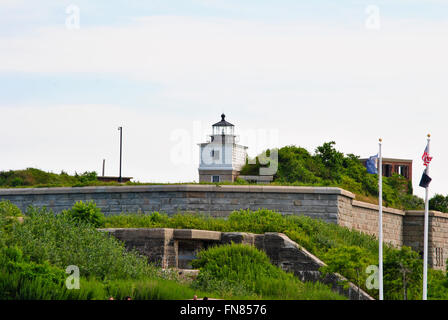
[212,114,234,127]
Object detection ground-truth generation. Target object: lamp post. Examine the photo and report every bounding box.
[118,126,122,183]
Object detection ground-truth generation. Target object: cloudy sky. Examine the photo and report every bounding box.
[0,0,447,198]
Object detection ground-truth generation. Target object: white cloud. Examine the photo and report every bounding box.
[0,15,447,198]
[0,104,217,182]
[1,16,447,81]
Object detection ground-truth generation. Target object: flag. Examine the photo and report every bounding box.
[422,145,432,166]
[366,154,379,174]
[419,170,432,188]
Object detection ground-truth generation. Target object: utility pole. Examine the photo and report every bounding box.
[102,159,105,177]
[118,126,122,183]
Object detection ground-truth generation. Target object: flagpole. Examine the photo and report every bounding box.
[423,134,431,300]
[378,138,383,300]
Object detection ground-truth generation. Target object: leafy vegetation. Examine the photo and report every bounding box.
[320,246,373,299]
[0,201,211,300]
[383,246,422,300]
[429,194,448,213]
[0,201,346,300]
[61,201,106,228]
[241,142,424,210]
[191,243,345,300]
[0,168,99,188]
[9,206,153,280]
[105,208,448,300]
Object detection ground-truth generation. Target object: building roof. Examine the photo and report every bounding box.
[212,114,234,127]
[359,157,413,163]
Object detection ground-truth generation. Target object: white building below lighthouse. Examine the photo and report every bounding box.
[198,114,248,183]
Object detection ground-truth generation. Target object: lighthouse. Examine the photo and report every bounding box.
[198,114,248,182]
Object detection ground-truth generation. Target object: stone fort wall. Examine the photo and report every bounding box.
[1,184,447,269]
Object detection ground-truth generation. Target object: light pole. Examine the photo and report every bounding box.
[118,126,122,183]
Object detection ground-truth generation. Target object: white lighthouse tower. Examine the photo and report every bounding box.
[198,114,248,182]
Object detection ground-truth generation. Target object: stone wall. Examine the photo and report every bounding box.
[2,184,448,269]
[339,200,404,248]
[0,185,351,224]
[404,211,448,270]
[101,227,373,300]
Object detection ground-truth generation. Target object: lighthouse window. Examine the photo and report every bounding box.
[211,150,220,160]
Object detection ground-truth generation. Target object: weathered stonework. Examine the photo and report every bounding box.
[0,185,347,224]
[100,227,373,300]
[339,200,404,248]
[404,211,448,269]
[2,184,448,269]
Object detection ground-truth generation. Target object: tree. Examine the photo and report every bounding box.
[314,141,344,181]
[429,194,448,213]
[320,246,372,299]
[384,246,422,300]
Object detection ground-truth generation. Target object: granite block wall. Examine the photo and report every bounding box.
[100,227,373,300]
[0,185,348,224]
[2,184,448,269]
[338,200,404,248]
[404,211,448,270]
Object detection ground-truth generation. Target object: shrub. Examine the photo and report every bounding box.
[62,201,105,228]
[0,201,23,235]
[399,194,425,210]
[0,200,22,217]
[104,208,448,299]
[10,206,153,280]
[240,143,423,209]
[192,243,344,300]
[429,194,448,213]
[383,246,422,300]
[321,246,373,299]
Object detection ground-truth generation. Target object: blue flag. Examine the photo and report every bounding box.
[366,154,379,174]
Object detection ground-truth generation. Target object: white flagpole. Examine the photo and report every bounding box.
[378,138,383,300]
[423,134,431,300]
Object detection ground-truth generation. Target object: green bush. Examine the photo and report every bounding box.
[240,142,422,209]
[399,194,425,210]
[0,168,99,188]
[429,194,448,213]
[62,201,105,228]
[427,269,448,300]
[0,200,22,217]
[105,208,425,299]
[192,243,345,300]
[0,201,23,236]
[321,246,373,298]
[383,246,422,300]
[10,206,153,280]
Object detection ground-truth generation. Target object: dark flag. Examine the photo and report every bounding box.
[419,170,432,188]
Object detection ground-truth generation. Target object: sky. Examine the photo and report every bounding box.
[0,0,447,199]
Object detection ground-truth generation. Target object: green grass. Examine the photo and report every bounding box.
[104,209,382,261]
[103,209,448,300]
[0,202,346,300]
[191,243,345,300]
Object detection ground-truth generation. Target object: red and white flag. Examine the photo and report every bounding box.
[422,144,432,166]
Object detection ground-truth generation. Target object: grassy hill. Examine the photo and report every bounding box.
[105,208,448,300]
[0,201,344,300]
[240,142,424,210]
[0,168,101,188]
